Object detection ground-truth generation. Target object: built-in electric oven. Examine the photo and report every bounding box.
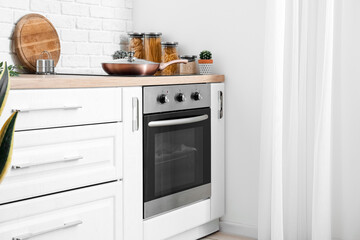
[143,84,211,219]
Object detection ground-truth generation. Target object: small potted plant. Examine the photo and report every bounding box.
[198,50,213,75]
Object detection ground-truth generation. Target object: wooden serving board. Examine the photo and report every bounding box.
[13,14,61,73]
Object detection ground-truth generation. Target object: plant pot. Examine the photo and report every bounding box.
[198,59,213,75]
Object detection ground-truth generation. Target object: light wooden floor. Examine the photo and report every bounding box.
[201,232,255,240]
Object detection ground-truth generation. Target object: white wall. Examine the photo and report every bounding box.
[133,1,266,238]
[0,0,132,74]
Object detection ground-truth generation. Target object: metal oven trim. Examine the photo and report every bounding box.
[144,183,211,219]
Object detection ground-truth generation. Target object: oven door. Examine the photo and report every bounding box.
[143,108,211,219]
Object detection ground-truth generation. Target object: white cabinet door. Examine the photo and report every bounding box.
[122,87,143,240]
[0,182,122,240]
[210,83,225,220]
[0,123,122,204]
[0,88,122,131]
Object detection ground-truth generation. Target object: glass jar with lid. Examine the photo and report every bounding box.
[179,55,197,75]
[128,32,145,59]
[144,32,162,63]
[161,42,179,76]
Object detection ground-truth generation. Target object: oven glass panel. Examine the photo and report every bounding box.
[154,127,203,197]
[144,108,211,203]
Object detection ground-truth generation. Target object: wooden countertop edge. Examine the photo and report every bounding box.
[10,74,225,89]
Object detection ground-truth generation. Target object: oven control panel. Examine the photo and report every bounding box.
[143,84,210,114]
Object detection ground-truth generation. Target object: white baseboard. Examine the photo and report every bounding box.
[220,221,258,239]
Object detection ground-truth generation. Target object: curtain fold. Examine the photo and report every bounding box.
[312,0,334,239]
[258,0,335,239]
[258,0,286,239]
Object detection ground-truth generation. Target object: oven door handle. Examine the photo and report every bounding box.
[148,114,209,127]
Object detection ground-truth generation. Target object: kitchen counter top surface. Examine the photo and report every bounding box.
[10,74,225,89]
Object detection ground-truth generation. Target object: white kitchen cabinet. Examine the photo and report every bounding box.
[0,122,122,204]
[122,87,143,240]
[210,83,225,220]
[0,182,123,240]
[0,80,225,240]
[0,88,122,131]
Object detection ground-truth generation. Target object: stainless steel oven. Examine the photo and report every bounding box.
[143,84,211,219]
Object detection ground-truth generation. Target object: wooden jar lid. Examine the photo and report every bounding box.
[13,14,61,73]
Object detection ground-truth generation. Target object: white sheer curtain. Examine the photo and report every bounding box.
[258,0,334,239]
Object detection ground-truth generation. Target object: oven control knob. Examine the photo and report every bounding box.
[192,91,202,101]
[158,94,169,104]
[176,93,186,102]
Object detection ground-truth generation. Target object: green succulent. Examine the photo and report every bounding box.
[199,50,212,60]
[0,62,23,77]
[112,50,128,60]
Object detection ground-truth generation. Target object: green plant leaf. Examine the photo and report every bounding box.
[0,62,23,77]
[0,62,17,185]
[0,111,18,184]
[0,62,10,116]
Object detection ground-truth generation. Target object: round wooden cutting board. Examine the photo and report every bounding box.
[13,14,61,73]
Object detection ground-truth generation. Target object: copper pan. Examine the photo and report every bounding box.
[102,58,188,76]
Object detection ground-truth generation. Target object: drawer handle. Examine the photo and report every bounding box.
[12,155,83,169]
[12,105,82,113]
[12,220,83,240]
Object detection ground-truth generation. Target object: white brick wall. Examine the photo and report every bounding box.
[0,0,133,74]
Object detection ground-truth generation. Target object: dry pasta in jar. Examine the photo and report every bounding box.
[161,42,179,76]
[128,32,145,59]
[144,32,162,63]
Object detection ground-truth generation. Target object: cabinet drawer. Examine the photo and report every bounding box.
[0,123,122,204]
[0,88,122,131]
[0,182,122,240]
